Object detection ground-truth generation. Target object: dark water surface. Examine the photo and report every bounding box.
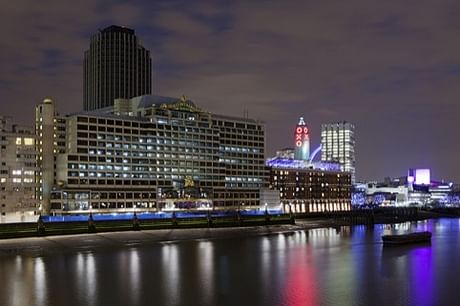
[1,218,460,306]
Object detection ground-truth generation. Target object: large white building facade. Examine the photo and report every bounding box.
[0,116,37,222]
[321,122,355,183]
[36,95,267,215]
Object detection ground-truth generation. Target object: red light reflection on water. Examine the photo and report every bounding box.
[283,247,318,306]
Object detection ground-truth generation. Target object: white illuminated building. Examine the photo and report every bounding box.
[354,169,457,207]
[36,95,268,215]
[0,116,38,222]
[321,122,355,183]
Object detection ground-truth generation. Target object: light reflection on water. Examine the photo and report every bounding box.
[161,243,180,305]
[34,257,46,306]
[129,249,140,306]
[197,241,214,306]
[2,219,460,306]
[283,234,318,306]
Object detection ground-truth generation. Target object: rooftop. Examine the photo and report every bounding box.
[68,95,263,124]
[100,25,135,35]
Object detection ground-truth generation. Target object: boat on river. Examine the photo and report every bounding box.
[382,231,431,246]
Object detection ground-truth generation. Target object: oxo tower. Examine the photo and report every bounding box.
[294,117,310,160]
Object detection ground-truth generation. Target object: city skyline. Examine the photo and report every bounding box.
[1,1,460,182]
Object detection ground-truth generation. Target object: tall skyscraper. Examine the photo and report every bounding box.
[321,122,355,183]
[83,25,152,111]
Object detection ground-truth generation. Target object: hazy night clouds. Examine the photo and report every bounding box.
[1,0,460,181]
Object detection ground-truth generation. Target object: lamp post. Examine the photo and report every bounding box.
[289,203,296,224]
[238,201,245,213]
[264,203,270,224]
[0,204,3,224]
[88,209,95,232]
[133,203,140,230]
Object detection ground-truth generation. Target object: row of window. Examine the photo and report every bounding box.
[65,178,265,189]
[280,192,351,198]
[76,116,263,133]
[69,154,254,163]
[0,178,34,184]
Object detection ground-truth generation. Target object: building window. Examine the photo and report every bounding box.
[23,138,34,146]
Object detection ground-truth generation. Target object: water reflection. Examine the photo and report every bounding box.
[1,219,460,306]
[161,243,179,305]
[260,236,272,297]
[87,253,96,306]
[197,241,214,305]
[8,256,28,306]
[284,240,318,306]
[351,225,382,305]
[34,257,46,306]
[410,246,434,306]
[128,248,140,306]
[74,252,97,306]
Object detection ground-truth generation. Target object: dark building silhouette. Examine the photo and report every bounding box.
[83,25,152,111]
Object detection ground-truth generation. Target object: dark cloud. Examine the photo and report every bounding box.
[1,0,460,182]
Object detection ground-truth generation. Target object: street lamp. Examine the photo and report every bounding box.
[289,203,296,224]
[264,202,270,224]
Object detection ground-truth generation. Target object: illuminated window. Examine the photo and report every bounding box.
[0,178,6,183]
[12,170,22,175]
[23,138,34,146]
[16,138,22,145]
[12,178,22,183]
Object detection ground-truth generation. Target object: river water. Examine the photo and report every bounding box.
[1,218,460,306]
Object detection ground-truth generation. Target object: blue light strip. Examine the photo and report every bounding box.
[266,157,341,171]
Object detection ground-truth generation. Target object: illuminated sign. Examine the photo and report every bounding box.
[415,169,430,185]
[294,118,309,148]
[408,168,431,185]
[294,117,311,160]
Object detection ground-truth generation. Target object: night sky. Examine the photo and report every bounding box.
[1,0,460,182]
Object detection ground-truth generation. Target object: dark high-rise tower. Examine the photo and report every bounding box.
[83,25,152,111]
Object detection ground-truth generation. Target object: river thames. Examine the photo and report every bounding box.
[1,218,460,306]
